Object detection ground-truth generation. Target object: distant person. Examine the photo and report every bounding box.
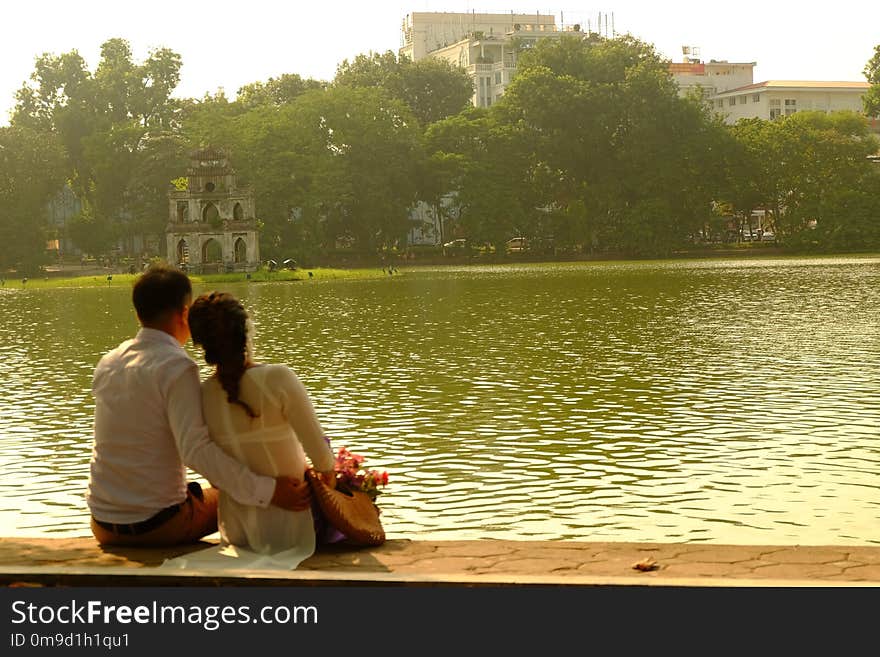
[187,291,336,561]
[86,264,311,547]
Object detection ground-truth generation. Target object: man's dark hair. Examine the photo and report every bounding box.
[132,264,192,324]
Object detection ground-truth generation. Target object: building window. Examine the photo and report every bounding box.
[202,238,222,263]
[234,237,247,263]
[753,93,760,103]
[728,97,736,107]
[769,108,781,120]
[495,72,501,84]
[202,202,220,224]
[738,96,747,105]
[785,98,796,106]
[716,99,724,109]
[176,239,189,264]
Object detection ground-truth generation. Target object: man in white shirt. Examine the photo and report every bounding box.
[87,264,310,546]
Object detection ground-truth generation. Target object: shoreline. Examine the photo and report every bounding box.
[0,267,386,290]
[3,250,878,290]
[3,537,879,587]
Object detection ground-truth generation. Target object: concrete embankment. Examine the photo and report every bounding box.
[2,538,879,587]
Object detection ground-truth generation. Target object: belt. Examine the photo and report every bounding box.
[93,502,182,536]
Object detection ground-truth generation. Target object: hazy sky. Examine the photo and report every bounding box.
[2,0,878,124]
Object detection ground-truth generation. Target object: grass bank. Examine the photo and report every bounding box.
[0,267,389,290]
[4,251,877,291]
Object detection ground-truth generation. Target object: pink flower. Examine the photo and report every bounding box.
[329,446,388,502]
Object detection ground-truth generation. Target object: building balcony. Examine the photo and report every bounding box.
[467,61,516,74]
[169,187,253,199]
[166,219,258,233]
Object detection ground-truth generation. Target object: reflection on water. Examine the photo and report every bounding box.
[1,257,878,544]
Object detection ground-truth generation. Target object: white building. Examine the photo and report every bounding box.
[401,11,587,108]
[401,11,558,62]
[710,80,871,124]
[668,48,871,125]
[669,59,756,99]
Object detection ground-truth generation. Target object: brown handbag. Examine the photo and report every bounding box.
[307,469,385,546]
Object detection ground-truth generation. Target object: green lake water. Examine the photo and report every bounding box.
[1,256,878,544]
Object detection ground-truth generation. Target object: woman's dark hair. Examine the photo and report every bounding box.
[132,264,192,324]
[188,291,258,418]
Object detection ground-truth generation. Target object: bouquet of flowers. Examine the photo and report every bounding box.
[312,441,388,546]
[333,446,389,504]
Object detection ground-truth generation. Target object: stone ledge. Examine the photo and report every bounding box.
[2,538,879,587]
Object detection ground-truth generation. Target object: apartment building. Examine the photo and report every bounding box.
[401,11,582,108]
[668,49,869,125]
[710,80,871,123]
[669,59,757,99]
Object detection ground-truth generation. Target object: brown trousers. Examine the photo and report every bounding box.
[91,485,219,547]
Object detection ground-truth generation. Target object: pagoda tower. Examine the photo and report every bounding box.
[166,147,260,272]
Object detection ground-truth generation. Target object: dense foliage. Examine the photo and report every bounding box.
[3,36,879,271]
[864,44,880,118]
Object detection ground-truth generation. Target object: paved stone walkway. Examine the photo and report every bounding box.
[2,538,880,586]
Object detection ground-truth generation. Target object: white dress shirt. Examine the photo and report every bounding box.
[86,328,276,524]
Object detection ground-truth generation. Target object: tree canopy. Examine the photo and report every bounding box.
[12,38,185,256]
[863,44,880,118]
[334,51,473,126]
[3,34,878,272]
[0,126,66,272]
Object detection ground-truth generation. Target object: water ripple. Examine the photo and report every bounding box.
[1,257,878,544]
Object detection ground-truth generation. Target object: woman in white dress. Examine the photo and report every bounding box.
[187,291,336,566]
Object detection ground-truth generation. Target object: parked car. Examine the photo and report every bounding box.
[442,238,468,255]
[506,237,528,253]
[761,231,776,242]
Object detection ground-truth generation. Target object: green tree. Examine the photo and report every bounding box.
[727,111,878,249]
[197,85,424,259]
[780,111,879,248]
[66,202,119,258]
[0,126,67,273]
[334,51,472,126]
[124,132,190,246]
[178,90,243,149]
[12,38,184,257]
[863,44,880,118]
[416,150,466,245]
[293,86,424,252]
[236,74,325,109]
[500,35,728,256]
[807,170,880,251]
[723,118,772,238]
[426,108,536,253]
